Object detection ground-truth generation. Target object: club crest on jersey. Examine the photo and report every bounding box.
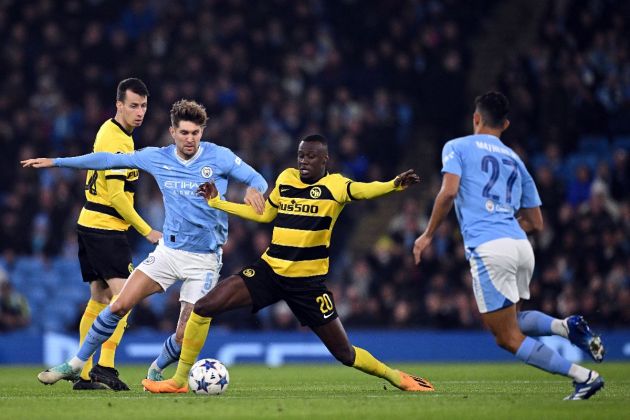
[201,166,213,178]
[310,187,322,199]
[242,268,255,277]
[485,200,495,213]
[144,256,155,265]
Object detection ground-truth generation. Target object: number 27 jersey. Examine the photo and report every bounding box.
[441,134,541,249]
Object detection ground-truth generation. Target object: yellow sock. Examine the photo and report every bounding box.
[79,299,107,380]
[172,312,212,387]
[352,346,401,387]
[98,295,130,369]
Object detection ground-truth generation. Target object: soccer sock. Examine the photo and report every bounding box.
[97,295,129,368]
[352,346,402,387]
[515,336,571,376]
[172,312,211,387]
[568,364,591,383]
[517,311,569,338]
[154,333,182,371]
[76,306,122,363]
[78,299,107,380]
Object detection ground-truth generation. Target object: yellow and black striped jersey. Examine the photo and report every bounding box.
[261,168,354,278]
[77,118,139,232]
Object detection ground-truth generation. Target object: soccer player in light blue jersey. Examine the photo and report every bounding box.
[413,92,605,401]
[23,100,268,388]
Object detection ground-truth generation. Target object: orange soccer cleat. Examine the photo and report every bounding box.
[397,371,435,392]
[142,378,189,394]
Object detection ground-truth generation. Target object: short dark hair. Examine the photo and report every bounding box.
[116,78,149,102]
[474,91,509,128]
[301,134,328,146]
[170,99,208,127]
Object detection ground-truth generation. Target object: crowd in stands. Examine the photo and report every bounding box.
[0,0,627,333]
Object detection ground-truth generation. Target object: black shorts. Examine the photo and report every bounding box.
[238,259,338,327]
[77,225,134,284]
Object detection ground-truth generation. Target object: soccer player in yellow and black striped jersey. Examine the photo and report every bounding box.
[143,134,435,393]
[74,78,162,391]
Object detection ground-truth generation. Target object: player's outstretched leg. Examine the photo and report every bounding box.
[517,311,605,362]
[354,346,435,392]
[486,305,604,400]
[312,319,434,392]
[38,305,123,385]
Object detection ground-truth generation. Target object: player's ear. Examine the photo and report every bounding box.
[473,111,481,127]
[169,126,175,138]
[503,118,510,131]
[115,100,123,113]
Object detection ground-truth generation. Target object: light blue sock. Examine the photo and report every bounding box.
[515,336,571,376]
[77,306,122,362]
[517,311,554,336]
[155,333,182,370]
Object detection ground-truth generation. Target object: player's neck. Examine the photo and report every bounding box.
[300,172,326,184]
[475,127,502,138]
[113,114,134,134]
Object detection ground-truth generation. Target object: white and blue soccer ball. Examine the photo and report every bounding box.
[188,358,230,395]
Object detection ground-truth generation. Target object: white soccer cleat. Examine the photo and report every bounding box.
[37,362,81,385]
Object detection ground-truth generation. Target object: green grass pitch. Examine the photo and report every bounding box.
[1,362,628,419]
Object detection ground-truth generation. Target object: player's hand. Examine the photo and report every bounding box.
[145,229,162,245]
[244,187,265,215]
[413,233,432,265]
[197,181,219,200]
[394,169,420,189]
[21,158,55,168]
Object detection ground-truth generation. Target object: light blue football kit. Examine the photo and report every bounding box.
[440,134,605,394]
[54,142,267,370]
[441,134,541,313]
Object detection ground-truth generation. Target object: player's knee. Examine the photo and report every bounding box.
[332,345,355,366]
[494,332,522,353]
[109,300,131,317]
[193,298,217,318]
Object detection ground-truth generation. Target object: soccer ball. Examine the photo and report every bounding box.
[188,358,230,395]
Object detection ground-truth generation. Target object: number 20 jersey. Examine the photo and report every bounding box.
[441,134,542,250]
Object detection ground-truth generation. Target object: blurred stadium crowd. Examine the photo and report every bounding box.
[0,0,628,333]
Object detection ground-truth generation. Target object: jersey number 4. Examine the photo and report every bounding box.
[85,172,98,195]
[481,155,518,203]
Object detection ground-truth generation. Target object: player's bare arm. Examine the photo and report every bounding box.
[21,158,55,168]
[413,172,460,265]
[516,207,544,233]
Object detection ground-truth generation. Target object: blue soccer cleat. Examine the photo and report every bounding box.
[564,371,604,400]
[566,315,605,362]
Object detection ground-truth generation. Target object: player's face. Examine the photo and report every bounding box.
[297,141,328,182]
[117,90,148,130]
[170,120,205,159]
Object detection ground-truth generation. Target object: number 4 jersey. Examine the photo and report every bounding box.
[441,134,542,250]
[78,118,140,232]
